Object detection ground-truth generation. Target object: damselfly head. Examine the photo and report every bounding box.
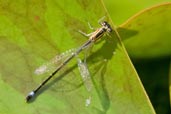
[101,21,112,33]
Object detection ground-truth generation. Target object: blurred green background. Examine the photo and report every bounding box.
[104,0,171,114]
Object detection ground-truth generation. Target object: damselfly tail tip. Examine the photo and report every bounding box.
[26,91,35,102]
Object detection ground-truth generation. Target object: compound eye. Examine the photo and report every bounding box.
[102,21,107,26]
[108,28,112,32]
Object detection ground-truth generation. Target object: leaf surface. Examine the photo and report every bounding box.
[0,0,155,114]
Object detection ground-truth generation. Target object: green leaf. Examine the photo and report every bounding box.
[104,1,171,113]
[0,0,155,114]
[118,3,171,58]
[104,0,171,25]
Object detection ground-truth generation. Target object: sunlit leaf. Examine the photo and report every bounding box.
[118,3,171,58]
[104,0,171,25]
[0,0,155,114]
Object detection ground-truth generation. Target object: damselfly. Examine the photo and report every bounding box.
[26,19,113,103]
